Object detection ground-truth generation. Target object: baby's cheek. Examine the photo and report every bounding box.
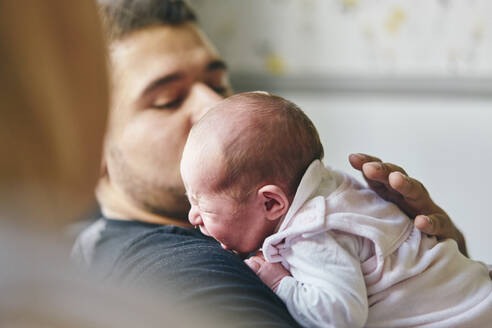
[212,228,238,249]
[204,222,225,240]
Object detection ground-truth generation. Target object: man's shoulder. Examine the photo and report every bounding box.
[71,218,213,277]
[71,218,300,327]
[72,218,266,299]
[71,218,108,268]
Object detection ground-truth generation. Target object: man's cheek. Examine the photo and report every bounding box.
[123,119,173,164]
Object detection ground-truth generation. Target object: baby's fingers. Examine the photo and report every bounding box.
[254,250,265,260]
[244,256,264,274]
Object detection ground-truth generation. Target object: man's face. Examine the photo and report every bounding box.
[105,23,233,220]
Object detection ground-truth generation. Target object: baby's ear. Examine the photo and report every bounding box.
[257,185,289,221]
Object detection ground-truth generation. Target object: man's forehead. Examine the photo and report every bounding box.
[110,23,224,97]
[112,23,218,67]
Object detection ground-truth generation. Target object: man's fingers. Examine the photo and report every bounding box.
[414,215,436,234]
[349,154,468,257]
[348,153,381,171]
[349,154,404,195]
[362,162,407,184]
[389,172,445,216]
[415,213,455,240]
[414,207,468,257]
[389,172,431,204]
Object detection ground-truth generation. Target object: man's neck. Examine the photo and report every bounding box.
[95,177,192,228]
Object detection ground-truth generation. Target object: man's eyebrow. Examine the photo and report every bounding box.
[140,61,226,98]
[207,60,227,71]
[140,73,182,97]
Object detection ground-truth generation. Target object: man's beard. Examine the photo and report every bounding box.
[108,147,191,221]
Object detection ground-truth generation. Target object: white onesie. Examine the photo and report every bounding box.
[262,160,492,328]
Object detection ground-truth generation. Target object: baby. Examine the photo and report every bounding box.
[180,92,492,328]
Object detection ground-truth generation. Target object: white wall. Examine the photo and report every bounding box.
[189,0,492,263]
[276,91,492,263]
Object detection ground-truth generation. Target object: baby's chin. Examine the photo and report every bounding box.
[198,225,210,236]
[225,243,263,260]
[198,229,242,254]
[218,242,249,258]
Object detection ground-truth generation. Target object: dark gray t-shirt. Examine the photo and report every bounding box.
[72,217,299,327]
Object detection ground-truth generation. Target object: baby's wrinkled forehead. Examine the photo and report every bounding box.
[185,93,272,167]
[191,94,266,142]
[189,91,293,166]
[181,132,225,184]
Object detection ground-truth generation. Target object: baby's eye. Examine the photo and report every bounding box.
[200,209,216,217]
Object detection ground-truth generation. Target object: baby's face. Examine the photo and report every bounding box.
[180,150,274,255]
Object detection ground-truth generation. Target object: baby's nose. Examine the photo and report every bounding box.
[188,206,202,226]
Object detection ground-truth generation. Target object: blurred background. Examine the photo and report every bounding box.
[189,0,492,263]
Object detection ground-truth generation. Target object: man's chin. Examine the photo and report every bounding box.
[143,191,190,221]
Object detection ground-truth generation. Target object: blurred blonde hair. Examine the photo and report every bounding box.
[0,3,228,328]
[0,0,109,230]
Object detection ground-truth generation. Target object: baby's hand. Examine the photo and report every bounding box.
[244,251,291,292]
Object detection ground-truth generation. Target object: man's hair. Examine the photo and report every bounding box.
[98,0,197,41]
[191,92,325,202]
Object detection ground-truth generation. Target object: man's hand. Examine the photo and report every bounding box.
[244,251,291,292]
[349,153,468,256]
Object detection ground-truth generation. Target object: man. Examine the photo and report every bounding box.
[73,0,468,326]
[73,1,300,326]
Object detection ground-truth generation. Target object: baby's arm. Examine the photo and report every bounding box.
[246,232,368,328]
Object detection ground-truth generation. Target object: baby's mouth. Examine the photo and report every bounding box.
[199,225,210,236]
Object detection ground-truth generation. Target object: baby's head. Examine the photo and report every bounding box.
[180,92,324,254]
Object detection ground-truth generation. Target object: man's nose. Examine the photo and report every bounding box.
[188,205,202,226]
[188,82,224,124]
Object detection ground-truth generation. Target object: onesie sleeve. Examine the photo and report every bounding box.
[274,231,368,328]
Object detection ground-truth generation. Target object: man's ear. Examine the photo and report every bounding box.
[257,185,289,221]
[100,142,111,179]
[100,157,108,178]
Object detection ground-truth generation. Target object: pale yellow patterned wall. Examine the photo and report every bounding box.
[189,0,492,78]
